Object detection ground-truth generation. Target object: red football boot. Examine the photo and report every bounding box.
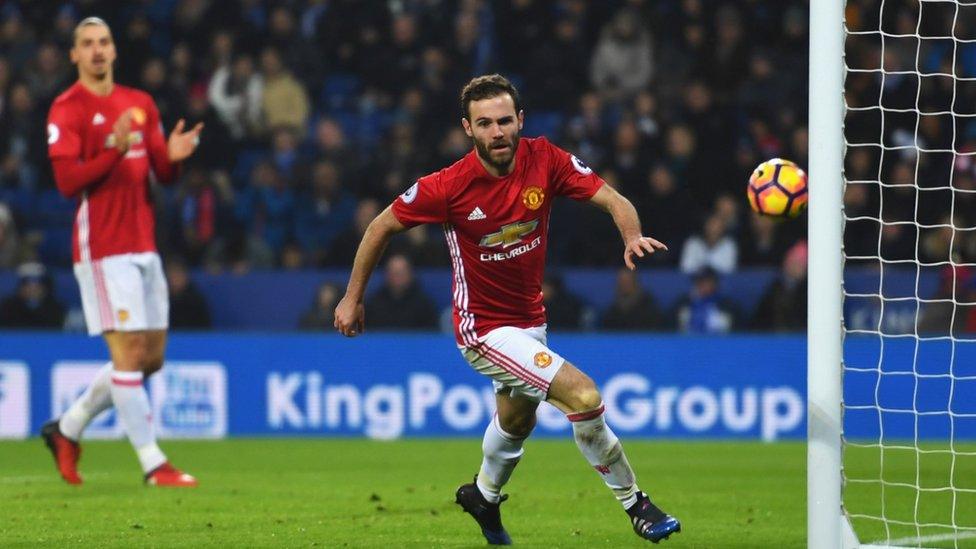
[40,420,82,485]
[145,462,198,487]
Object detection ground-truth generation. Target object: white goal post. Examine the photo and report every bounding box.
[810,1,976,548]
[808,0,846,547]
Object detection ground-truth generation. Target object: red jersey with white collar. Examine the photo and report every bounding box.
[47,82,177,263]
[392,137,604,345]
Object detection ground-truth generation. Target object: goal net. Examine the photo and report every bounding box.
[841,0,976,547]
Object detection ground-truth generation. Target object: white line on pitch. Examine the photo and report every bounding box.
[866,530,976,547]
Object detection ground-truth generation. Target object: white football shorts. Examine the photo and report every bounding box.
[73,252,169,336]
[458,324,566,403]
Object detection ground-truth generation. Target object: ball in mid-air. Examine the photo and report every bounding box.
[747,158,808,218]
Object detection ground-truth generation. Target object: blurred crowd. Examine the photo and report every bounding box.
[0,0,809,275]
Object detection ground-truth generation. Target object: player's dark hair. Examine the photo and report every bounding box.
[460,74,521,120]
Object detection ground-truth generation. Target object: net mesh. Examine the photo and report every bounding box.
[842,1,976,547]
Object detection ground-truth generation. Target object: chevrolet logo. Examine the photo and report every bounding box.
[480,219,539,248]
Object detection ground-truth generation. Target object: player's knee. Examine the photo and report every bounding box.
[569,383,603,414]
[498,413,536,439]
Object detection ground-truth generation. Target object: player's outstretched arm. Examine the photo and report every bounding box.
[334,205,408,337]
[588,183,668,270]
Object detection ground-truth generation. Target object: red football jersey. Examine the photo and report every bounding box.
[47,82,178,263]
[392,137,604,344]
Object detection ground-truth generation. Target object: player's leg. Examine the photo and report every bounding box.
[103,330,166,471]
[41,260,112,484]
[455,391,536,546]
[548,362,680,543]
[478,392,537,503]
[142,329,167,378]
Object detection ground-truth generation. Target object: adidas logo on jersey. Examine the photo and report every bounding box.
[467,207,487,221]
[92,113,106,125]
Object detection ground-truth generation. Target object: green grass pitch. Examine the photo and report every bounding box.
[1,439,973,547]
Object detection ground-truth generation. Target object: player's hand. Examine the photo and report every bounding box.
[112,110,133,155]
[334,295,365,337]
[623,236,668,270]
[167,118,204,163]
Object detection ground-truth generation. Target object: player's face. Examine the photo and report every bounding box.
[463,94,523,173]
[71,24,116,79]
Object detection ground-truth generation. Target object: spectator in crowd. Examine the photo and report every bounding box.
[174,167,234,267]
[590,8,653,103]
[635,165,693,265]
[0,0,825,312]
[140,56,183,130]
[259,47,309,134]
[166,259,211,330]
[674,267,736,333]
[0,82,43,188]
[208,53,262,141]
[235,160,295,261]
[365,254,437,330]
[542,273,588,330]
[294,160,357,265]
[680,214,738,274]
[0,262,65,328]
[327,198,380,267]
[299,282,340,331]
[387,225,451,268]
[0,202,24,268]
[752,241,808,331]
[25,41,67,104]
[739,214,789,267]
[308,117,359,186]
[601,268,661,331]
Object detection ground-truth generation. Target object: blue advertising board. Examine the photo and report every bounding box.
[0,333,971,441]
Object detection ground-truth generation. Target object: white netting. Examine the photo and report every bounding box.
[843,1,976,547]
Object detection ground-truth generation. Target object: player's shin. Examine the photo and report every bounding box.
[109,370,166,472]
[59,362,114,440]
[569,404,640,508]
[477,414,525,504]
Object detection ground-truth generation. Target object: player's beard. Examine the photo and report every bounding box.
[474,132,520,174]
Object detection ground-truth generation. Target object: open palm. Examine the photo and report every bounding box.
[167,119,204,163]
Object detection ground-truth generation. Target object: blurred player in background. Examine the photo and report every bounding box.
[40,17,203,487]
[335,75,680,544]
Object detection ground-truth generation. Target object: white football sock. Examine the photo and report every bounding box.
[570,403,640,509]
[59,362,114,440]
[476,414,525,504]
[110,370,166,473]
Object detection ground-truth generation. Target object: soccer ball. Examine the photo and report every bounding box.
[747,158,808,218]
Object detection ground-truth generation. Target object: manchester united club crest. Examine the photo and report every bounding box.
[533,352,553,368]
[522,186,545,210]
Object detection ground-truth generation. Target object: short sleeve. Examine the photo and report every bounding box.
[390,173,448,227]
[47,101,82,161]
[546,138,605,201]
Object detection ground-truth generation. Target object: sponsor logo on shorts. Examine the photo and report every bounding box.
[522,186,545,210]
[117,309,130,323]
[533,352,553,368]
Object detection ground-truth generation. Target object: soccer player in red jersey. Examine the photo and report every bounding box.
[40,17,202,487]
[335,75,680,544]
